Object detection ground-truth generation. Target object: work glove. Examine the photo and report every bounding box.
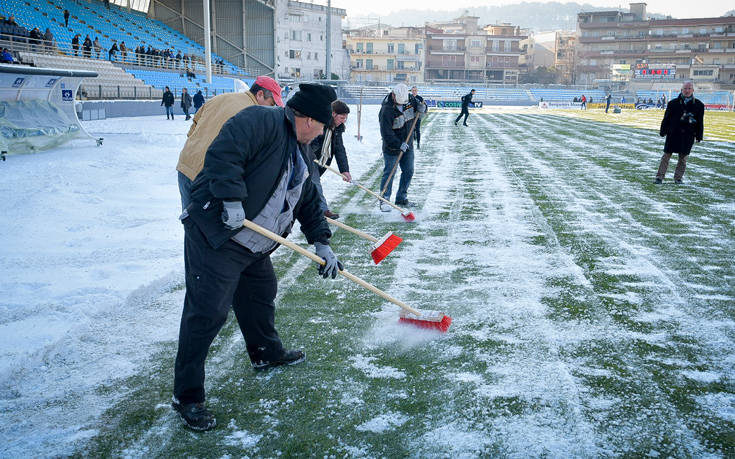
[221,200,245,230]
[314,242,343,279]
[400,142,409,153]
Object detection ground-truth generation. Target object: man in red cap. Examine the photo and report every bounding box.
[176,75,284,209]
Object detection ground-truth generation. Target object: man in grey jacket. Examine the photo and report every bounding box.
[173,84,341,431]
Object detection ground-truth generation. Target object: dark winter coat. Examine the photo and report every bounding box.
[308,123,349,176]
[461,92,473,109]
[161,90,174,107]
[187,105,331,249]
[409,94,426,124]
[379,94,414,156]
[193,91,205,109]
[659,94,704,156]
[181,92,192,110]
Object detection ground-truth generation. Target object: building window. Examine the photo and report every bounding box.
[356,43,363,52]
[398,60,405,69]
[471,39,481,48]
[398,43,405,54]
[307,33,312,42]
[442,39,457,51]
[492,40,499,51]
[289,50,301,59]
[415,43,421,54]
[315,52,318,60]
[387,59,394,70]
[388,43,394,53]
[307,52,311,60]
[355,59,363,68]
[366,59,373,69]
[504,40,511,52]
[291,30,302,41]
[366,43,373,54]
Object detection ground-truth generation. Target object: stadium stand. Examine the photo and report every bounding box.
[1,0,248,98]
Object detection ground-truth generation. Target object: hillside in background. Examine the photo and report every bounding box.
[346,2,671,32]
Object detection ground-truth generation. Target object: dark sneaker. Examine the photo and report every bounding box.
[395,200,416,208]
[463,123,468,126]
[324,209,340,219]
[172,397,216,431]
[252,349,305,371]
[654,178,663,184]
[454,121,458,126]
[674,179,683,184]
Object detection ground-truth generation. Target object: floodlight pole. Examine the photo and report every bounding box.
[326,0,331,80]
[204,0,213,84]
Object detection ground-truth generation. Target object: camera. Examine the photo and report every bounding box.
[680,112,696,124]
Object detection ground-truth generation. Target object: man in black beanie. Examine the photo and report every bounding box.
[173,83,341,431]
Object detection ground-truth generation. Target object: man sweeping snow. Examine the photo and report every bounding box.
[173,84,343,431]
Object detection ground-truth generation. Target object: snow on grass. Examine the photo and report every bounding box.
[355,412,409,433]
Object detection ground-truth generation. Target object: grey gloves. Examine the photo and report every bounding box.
[400,142,409,153]
[314,242,343,279]
[221,200,245,230]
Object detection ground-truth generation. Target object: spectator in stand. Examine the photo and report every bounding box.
[29,27,43,51]
[162,86,175,120]
[63,9,70,27]
[3,16,18,26]
[120,41,127,62]
[43,28,55,52]
[0,48,14,64]
[193,90,204,113]
[83,35,92,59]
[175,50,182,69]
[92,37,102,59]
[181,87,192,120]
[108,41,118,61]
[71,34,80,57]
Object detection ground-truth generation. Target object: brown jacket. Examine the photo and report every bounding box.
[176,91,258,181]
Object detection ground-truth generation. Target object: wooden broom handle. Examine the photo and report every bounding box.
[320,163,410,214]
[241,219,421,316]
[325,217,377,243]
[379,114,420,197]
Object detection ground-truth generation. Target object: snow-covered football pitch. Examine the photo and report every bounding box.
[1,106,733,457]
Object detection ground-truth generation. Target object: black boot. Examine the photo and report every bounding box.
[172,397,216,431]
[252,349,305,371]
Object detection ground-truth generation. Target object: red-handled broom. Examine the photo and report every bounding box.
[320,163,416,222]
[325,216,402,265]
[241,219,451,332]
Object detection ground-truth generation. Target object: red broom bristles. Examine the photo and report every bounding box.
[370,232,403,265]
[401,212,415,222]
[398,314,452,333]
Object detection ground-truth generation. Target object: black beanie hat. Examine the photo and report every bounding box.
[286,83,337,125]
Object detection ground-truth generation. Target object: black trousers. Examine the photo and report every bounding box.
[455,108,469,125]
[414,119,421,147]
[174,219,283,404]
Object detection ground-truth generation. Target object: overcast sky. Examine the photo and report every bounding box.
[335,0,732,21]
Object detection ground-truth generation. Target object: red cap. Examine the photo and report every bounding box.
[254,75,283,107]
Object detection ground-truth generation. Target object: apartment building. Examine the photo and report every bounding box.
[274,0,348,80]
[577,2,735,85]
[555,32,577,84]
[344,26,425,84]
[424,15,524,84]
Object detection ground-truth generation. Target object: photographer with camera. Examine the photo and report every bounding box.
[655,81,704,184]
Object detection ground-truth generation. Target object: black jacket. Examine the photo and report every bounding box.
[660,94,704,155]
[161,90,174,107]
[461,92,473,109]
[309,123,349,176]
[193,91,205,108]
[379,94,414,156]
[187,106,331,249]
